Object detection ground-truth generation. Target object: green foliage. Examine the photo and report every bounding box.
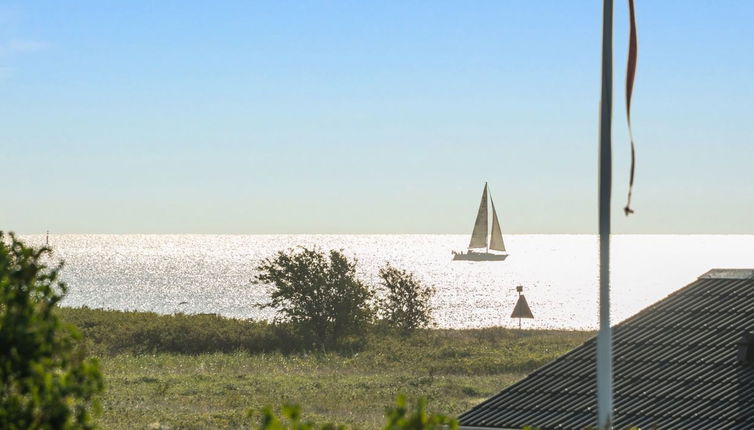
[253,248,440,345]
[382,396,458,430]
[250,404,345,430]
[255,247,375,348]
[249,397,457,430]
[0,232,103,429]
[378,265,435,331]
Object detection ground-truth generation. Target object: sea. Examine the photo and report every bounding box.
[19,234,754,330]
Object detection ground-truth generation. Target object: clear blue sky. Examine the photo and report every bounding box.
[2,1,753,234]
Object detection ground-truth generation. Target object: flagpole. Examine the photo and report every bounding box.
[597,0,614,429]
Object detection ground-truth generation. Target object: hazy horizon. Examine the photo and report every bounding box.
[4,1,754,234]
[15,232,754,237]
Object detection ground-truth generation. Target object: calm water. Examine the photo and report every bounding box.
[20,234,754,330]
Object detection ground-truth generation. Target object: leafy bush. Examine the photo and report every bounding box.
[250,404,345,430]
[378,265,435,331]
[249,396,457,430]
[255,247,375,348]
[0,232,103,429]
[382,395,457,430]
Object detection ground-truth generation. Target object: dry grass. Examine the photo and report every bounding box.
[59,307,593,429]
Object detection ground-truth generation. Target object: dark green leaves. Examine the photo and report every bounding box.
[0,232,103,429]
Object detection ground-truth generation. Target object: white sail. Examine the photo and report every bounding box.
[489,195,506,252]
[468,183,489,249]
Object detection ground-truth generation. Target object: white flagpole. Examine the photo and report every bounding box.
[597,0,614,429]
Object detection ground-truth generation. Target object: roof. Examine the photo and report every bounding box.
[459,269,754,430]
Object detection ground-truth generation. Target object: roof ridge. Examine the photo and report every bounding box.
[699,269,754,279]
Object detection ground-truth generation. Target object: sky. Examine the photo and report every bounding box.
[2,1,754,234]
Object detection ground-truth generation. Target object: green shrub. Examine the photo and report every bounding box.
[250,404,345,430]
[249,396,457,430]
[0,232,103,429]
[255,248,375,348]
[382,395,458,430]
[378,265,435,332]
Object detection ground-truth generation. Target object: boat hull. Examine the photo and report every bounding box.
[452,252,508,261]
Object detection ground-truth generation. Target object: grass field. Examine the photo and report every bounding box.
[59,307,593,429]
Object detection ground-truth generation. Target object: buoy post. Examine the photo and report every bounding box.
[511,285,534,329]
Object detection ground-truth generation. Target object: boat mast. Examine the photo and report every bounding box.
[486,186,489,253]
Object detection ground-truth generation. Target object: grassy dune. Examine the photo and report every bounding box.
[58,307,593,429]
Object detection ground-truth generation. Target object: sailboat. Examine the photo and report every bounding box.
[452,182,508,261]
